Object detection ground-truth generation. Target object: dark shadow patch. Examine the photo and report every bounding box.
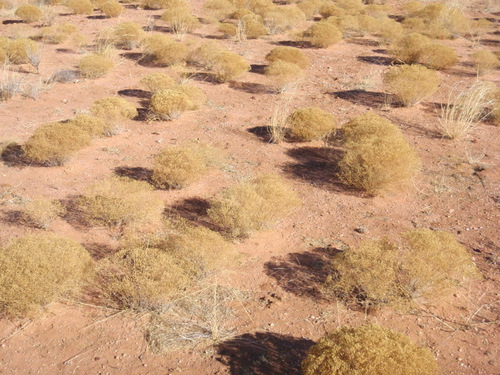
[250,64,267,74]
[124,4,140,9]
[84,242,118,260]
[60,195,88,229]
[152,25,172,33]
[275,40,310,48]
[200,33,230,40]
[333,90,396,108]
[346,37,379,46]
[55,48,74,54]
[264,247,339,299]
[247,126,272,143]
[1,143,33,168]
[1,210,23,225]
[117,89,152,100]
[167,197,220,231]
[218,332,314,375]
[357,55,393,66]
[133,107,150,122]
[120,52,144,62]
[114,166,153,183]
[87,15,107,20]
[2,20,24,25]
[480,38,499,47]
[229,81,273,94]
[372,48,387,54]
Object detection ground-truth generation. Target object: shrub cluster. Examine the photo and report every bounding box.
[37,23,78,44]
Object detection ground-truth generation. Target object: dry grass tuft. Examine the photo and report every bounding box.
[161,3,200,36]
[287,107,336,141]
[262,6,305,34]
[149,88,193,120]
[21,198,66,229]
[78,54,114,79]
[100,0,124,17]
[264,60,304,92]
[90,97,138,122]
[208,173,301,237]
[6,38,39,64]
[302,324,439,375]
[470,49,500,76]
[265,46,310,69]
[0,233,93,318]
[417,43,458,70]
[67,114,113,137]
[142,33,188,66]
[211,51,250,82]
[389,33,431,64]
[204,0,236,21]
[187,40,225,69]
[112,22,145,50]
[66,0,94,15]
[140,72,176,92]
[303,20,342,48]
[15,4,42,23]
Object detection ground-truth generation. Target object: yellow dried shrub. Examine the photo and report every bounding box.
[23,122,92,165]
[265,46,310,69]
[287,107,336,141]
[161,5,200,34]
[335,0,364,15]
[67,114,112,137]
[140,72,176,92]
[240,15,268,39]
[471,49,500,75]
[90,97,138,122]
[176,84,207,109]
[383,64,439,107]
[0,48,6,65]
[417,42,458,70]
[211,51,250,82]
[377,18,403,43]
[15,5,43,23]
[188,40,225,69]
[218,22,238,38]
[265,60,304,92]
[78,54,114,79]
[142,33,188,66]
[208,173,300,237]
[79,177,164,229]
[389,33,431,64]
[100,0,124,17]
[6,38,39,64]
[319,3,345,18]
[22,198,66,229]
[262,5,305,34]
[297,0,322,20]
[303,20,342,48]
[149,88,193,120]
[38,23,77,44]
[66,0,94,14]
[112,22,145,49]
[302,324,439,375]
[0,233,93,318]
[204,0,236,21]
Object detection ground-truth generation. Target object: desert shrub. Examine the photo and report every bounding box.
[90,97,138,122]
[302,324,439,375]
[0,69,23,101]
[327,15,362,36]
[262,6,305,34]
[204,0,236,21]
[338,114,421,195]
[471,49,500,75]
[140,72,176,92]
[38,23,77,44]
[6,38,39,64]
[230,8,255,20]
[247,0,273,16]
[389,32,431,64]
[142,33,188,66]
[66,0,94,14]
[78,54,114,79]
[187,40,225,68]
[239,15,268,39]
[111,22,145,50]
[161,5,200,35]
[335,0,364,15]
[491,88,500,126]
[211,51,250,82]
[376,18,403,43]
[67,114,112,137]
[0,233,93,318]
[142,0,185,9]
[319,3,345,18]
[303,20,342,48]
[176,84,207,109]
[21,198,66,229]
[0,48,6,65]
[287,107,336,141]
[265,46,310,69]
[15,5,43,23]
[23,122,92,165]
[401,0,424,16]
[100,0,124,17]
[149,88,192,120]
[208,173,300,237]
[357,14,380,33]
[79,177,164,229]
[297,0,322,20]
[265,60,304,92]
[417,43,458,70]
[0,37,8,52]
[152,145,211,189]
[218,22,238,38]
[383,64,439,107]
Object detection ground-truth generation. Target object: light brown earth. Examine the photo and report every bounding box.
[0,0,499,374]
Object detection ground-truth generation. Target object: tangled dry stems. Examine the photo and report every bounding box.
[78,54,114,79]
[21,198,66,229]
[287,107,337,141]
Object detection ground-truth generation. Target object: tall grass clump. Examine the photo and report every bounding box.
[302,324,439,375]
[0,233,93,318]
[287,107,336,141]
[208,174,301,237]
[161,2,200,37]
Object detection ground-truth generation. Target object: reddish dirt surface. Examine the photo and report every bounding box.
[0,0,499,374]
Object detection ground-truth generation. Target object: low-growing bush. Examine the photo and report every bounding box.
[15,5,43,23]
[383,64,439,107]
[265,46,310,69]
[204,0,236,21]
[142,33,188,66]
[100,0,124,17]
[297,0,321,20]
[211,51,250,82]
[319,3,345,18]
[38,23,77,44]
[112,22,145,49]
[140,72,176,92]
[22,198,66,229]
[90,97,138,122]
[303,20,342,48]
[149,88,192,120]
[67,114,112,137]
[302,324,439,375]
[187,40,225,69]
[389,32,431,64]
[23,122,92,165]
[66,0,94,14]
[377,18,403,43]
[78,54,114,79]
[417,43,458,70]
[287,107,336,141]
[239,15,268,39]
[79,176,164,229]
[471,49,500,75]
[0,48,7,65]
[0,233,93,318]
[161,5,200,35]
[262,6,305,34]
[264,60,304,92]
[176,84,207,109]
[6,38,39,65]
[208,173,300,237]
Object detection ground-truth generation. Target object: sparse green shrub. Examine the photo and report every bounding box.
[0,233,93,318]
[389,33,431,64]
[471,49,500,75]
[211,51,250,82]
[417,43,458,70]
[383,64,439,107]
[100,0,124,17]
[149,88,192,120]
[142,33,188,66]
[15,5,43,23]
[78,54,114,79]
[22,198,66,229]
[265,46,310,69]
[66,0,94,14]
[287,107,336,141]
[111,22,145,50]
[67,114,112,137]
[303,20,342,48]
[302,324,439,375]
[338,114,421,195]
[79,177,164,229]
[6,38,39,64]
[90,97,138,122]
[23,122,92,165]
[265,60,304,92]
[140,72,176,92]
[208,173,300,237]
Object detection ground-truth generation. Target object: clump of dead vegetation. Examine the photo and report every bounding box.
[21,198,66,229]
[78,54,114,79]
[90,97,138,123]
[142,33,189,66]
[15,4,43,23]
[287,107,337,141]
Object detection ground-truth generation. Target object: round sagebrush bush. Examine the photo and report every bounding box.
[140,72,176,92]
[0,233,93,318]
[67,114,112,137]
[15,5,43,23]
[389,32,431,64]
[339,113,405,145]
[208,174,301,237]
[90,97,138,122]
[112,22,145,49]
[417,43,458,70]
[66,0,94,14]
[6,38,39,64]
[319,3,345,18]
[142,33,188,66]
[79,177,164,229]
[149,88,193,120]
[23,122,92,165]
[211,51,251,82]
[176,84,207,109]
[100,0,124,17]
[302,324,439,375]
[264,60,304,92]
[241,15,269,39]
[204,0,236,21]
[262,6,306,34]
[78,54,114,79]
[383,64,439,107]
[187,40,225,69]
[287,107,337,141]
[265,46,310,69]
[303,20,342,48]
[161,6,200,34]
[471,49,500,75]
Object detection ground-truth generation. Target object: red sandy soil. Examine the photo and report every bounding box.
[0,0,499,374]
